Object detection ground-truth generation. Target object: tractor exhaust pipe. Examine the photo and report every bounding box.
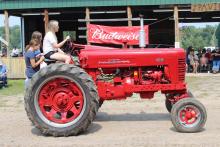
[139,14,146,48]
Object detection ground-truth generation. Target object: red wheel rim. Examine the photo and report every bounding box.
[178,105,200,127]
[38,77,84,124]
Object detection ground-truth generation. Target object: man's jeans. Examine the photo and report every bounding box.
[212,60,220,72]
[0,75,7,86]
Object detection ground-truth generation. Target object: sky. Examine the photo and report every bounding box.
[0,14,219,28]
[0,15,21,27]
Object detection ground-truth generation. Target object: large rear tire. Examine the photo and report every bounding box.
[24,63,99,136]
[171,98,207,133]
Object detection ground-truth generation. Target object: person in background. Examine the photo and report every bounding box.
[15,47,19,56]
[186,46,193,72]
[188,49,199,73]
[200,53,208,71]
[198,49,208,72]
[11,47,19,57]
[24,39,44,88]
[211,48,220,74]
[197,48,203,59]
[1,45,7,57]
[43,20,71,64]
[0,61,7,87]
[205,48,213,72]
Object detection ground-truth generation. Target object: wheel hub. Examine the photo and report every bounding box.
[185,110,196,119]
[53,92,71,111]
[179,106,199,126]
[37,78,84,124]
[185,111,192,119]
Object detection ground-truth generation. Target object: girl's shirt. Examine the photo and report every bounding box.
[188,54,195,65]
[24,50,40,78]
[43,31,58,55]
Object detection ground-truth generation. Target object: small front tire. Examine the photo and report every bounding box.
[171,98,207,133]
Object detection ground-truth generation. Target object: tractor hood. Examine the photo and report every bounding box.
[79,45,186,68]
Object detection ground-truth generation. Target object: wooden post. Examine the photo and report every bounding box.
[4,10,10,57]
[86,8,90,45]
[4,10,12,77]
[174,6,180,48]
[21,17,25,55]
[127,6,132,27]
[44,9,49,33]
[127,6,133,48]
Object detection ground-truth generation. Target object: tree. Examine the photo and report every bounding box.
[180,25,218,50]
[215,24,220,47]
[9,25,21,49]
[0,25,21,51]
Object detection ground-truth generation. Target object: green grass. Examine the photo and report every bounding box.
[0,80,24,96]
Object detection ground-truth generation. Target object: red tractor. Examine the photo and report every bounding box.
[24,21,206,136]
[24,43,207,136]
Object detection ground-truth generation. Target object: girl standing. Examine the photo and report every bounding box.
[24,39,44,87]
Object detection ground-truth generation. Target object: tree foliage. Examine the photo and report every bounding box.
[215,24,220,47]
[180,25,218,50]
[0,25,21,51]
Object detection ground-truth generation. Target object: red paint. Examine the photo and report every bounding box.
[38,38,189,126]
[38,78,84,124]
[88,24,149,45]
[179,107,198,125]
[74,44,187,101]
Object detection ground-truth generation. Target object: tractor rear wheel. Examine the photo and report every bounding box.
[171,98,207,133]
[24,63,99,136]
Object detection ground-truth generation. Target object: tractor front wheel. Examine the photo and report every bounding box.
[171,98,207,133]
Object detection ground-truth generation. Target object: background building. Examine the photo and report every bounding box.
[1,0,220,50]
[1,0,220,78]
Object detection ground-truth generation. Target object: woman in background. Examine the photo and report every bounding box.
[188,49,199,73]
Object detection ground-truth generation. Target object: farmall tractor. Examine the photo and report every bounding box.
[24,18,206,136]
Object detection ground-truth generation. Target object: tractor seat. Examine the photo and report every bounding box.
[44,58,56,65]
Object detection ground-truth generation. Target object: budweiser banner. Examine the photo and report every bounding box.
[88,24,149,45]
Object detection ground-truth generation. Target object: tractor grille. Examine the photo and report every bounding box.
[178,58,186,81]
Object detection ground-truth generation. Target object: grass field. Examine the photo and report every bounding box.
[0,80,24,96]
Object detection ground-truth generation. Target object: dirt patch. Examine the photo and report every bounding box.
[0,75,220,147]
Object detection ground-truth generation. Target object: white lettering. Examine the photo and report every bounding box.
[90,28,140,42]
